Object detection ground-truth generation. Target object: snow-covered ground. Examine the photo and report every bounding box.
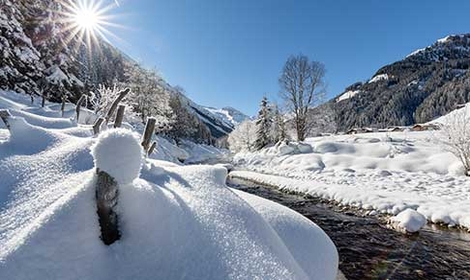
[0,91,338,279]
[232,131,470,229]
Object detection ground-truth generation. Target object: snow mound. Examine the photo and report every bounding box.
[390,209,427,233]
[91,129,143,184]
[233,189,338,280]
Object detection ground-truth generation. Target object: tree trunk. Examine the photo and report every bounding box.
[95,169,120,245]
[114,105,125,128]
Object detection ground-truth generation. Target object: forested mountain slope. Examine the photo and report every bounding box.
[328,34,470,131]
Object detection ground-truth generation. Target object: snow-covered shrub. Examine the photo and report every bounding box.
[438,107,470,176]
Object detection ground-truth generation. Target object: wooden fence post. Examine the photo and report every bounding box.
[95,169,120,245]
[61,95,66,117]
[114,105,125,128]
[141,117,156,152]
[75,94,87,123]
[105,88,130,123]
[148,141,157,156]
[0,109,12,130]
[41,93,46,108]
[93,117,105,135]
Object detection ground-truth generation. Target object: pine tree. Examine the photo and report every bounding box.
[254,96,272,150]
[272,104,287,143]
[0,0,42,95]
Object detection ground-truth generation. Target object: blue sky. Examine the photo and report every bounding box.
[105,0,470,116]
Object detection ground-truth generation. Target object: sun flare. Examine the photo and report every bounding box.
[59,0,120,52]
[73,7,100,31]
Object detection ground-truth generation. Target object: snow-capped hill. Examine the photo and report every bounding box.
[406,34,470,60]
[202,106,250,127]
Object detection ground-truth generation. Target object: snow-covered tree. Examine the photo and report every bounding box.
[228,120,257,153]
[270,103,287,143]
[254,97,272,150]
[167,91,199,141]
[0,0,42,95]
[438,107,470,176]
[124,62,172,128]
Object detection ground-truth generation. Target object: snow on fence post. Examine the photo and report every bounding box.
[0,109,12,130]
[114,105,125,128]
[75,94,87,123]
[93,117,105,135]
[91,129,143,245]
[141,117,156,152]
[105,88,130,123]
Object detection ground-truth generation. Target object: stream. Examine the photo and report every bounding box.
[228,176,470,280]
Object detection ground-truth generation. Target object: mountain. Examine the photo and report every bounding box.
[202,106,250,127]
[327,34,470,132]
[174,93,249,139]
[0,0,245,140]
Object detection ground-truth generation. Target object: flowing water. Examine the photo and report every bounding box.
[228,177,470,280]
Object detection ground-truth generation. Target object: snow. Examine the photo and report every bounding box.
[431,102,470,126]
[232,131,470,229]
[390,209,427,233]
[91,129,143,184]
[368,73,389,84]
[232,189,338,280]
[336,90,360,102]
[0,90,338,279]
[180,140,229,164]
[45,65,69,86]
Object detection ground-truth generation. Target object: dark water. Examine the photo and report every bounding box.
[228,177,470,280]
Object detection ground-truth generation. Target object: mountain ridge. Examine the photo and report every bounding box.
[324,33,470,132]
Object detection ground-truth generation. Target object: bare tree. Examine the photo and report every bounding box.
[438,107,470,176]
[279,54,326,141]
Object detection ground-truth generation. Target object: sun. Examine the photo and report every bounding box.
[59,0,120,51]
[73,6,101,31]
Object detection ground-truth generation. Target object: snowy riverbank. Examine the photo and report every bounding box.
[232,132,470,230]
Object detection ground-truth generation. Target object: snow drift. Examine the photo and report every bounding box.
[0,90,338,279]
